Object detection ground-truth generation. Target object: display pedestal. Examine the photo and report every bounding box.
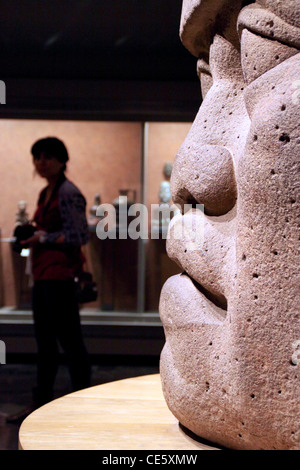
[10,242,32,309]
[18,374,220,450]
[88,229,138,311]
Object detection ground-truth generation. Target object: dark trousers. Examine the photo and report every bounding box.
[32,280,91,406]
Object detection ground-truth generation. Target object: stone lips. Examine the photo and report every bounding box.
[159,0,300,450]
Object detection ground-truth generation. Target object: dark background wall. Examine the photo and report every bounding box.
[0,0,201,120]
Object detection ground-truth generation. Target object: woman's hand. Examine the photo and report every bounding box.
[20,231,46,246]
[20,231,65,246]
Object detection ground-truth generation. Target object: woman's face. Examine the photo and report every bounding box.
[33,152,64,180]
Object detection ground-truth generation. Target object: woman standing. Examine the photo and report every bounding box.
[22,137,91,409]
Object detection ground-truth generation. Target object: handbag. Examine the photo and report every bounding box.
[74,271,98,304]
[13,224,36,253]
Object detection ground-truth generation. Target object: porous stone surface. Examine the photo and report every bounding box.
[159,0,300,450]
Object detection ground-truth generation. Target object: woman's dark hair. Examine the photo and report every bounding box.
[31,137,69,171]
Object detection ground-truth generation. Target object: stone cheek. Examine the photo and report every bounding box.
[231,53,300,450]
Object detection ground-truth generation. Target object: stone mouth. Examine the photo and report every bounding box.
[182,272,228,313]
[159,273,227,328]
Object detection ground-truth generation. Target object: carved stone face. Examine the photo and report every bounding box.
[159,0,300,450]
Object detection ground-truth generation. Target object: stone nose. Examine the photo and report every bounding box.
[171,143,237,216]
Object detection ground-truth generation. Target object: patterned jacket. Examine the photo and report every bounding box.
[32,174,89,281]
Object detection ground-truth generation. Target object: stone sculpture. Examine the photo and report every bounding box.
[159,0,300,450]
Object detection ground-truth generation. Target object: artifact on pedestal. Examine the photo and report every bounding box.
[15,201,29,226]
[152,162,176,236]
[159,0,300,450]
[113,189,137,231]
[159,162,173,205]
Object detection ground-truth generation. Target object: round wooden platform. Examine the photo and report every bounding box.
[19,373,219,450]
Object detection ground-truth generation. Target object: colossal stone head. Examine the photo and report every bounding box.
[159,0,300,450]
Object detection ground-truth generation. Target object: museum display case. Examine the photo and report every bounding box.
[0,119,191,319]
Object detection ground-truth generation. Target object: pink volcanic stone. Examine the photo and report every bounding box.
[159,0,300,450]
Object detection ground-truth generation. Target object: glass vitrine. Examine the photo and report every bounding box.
[0,119,191,314]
